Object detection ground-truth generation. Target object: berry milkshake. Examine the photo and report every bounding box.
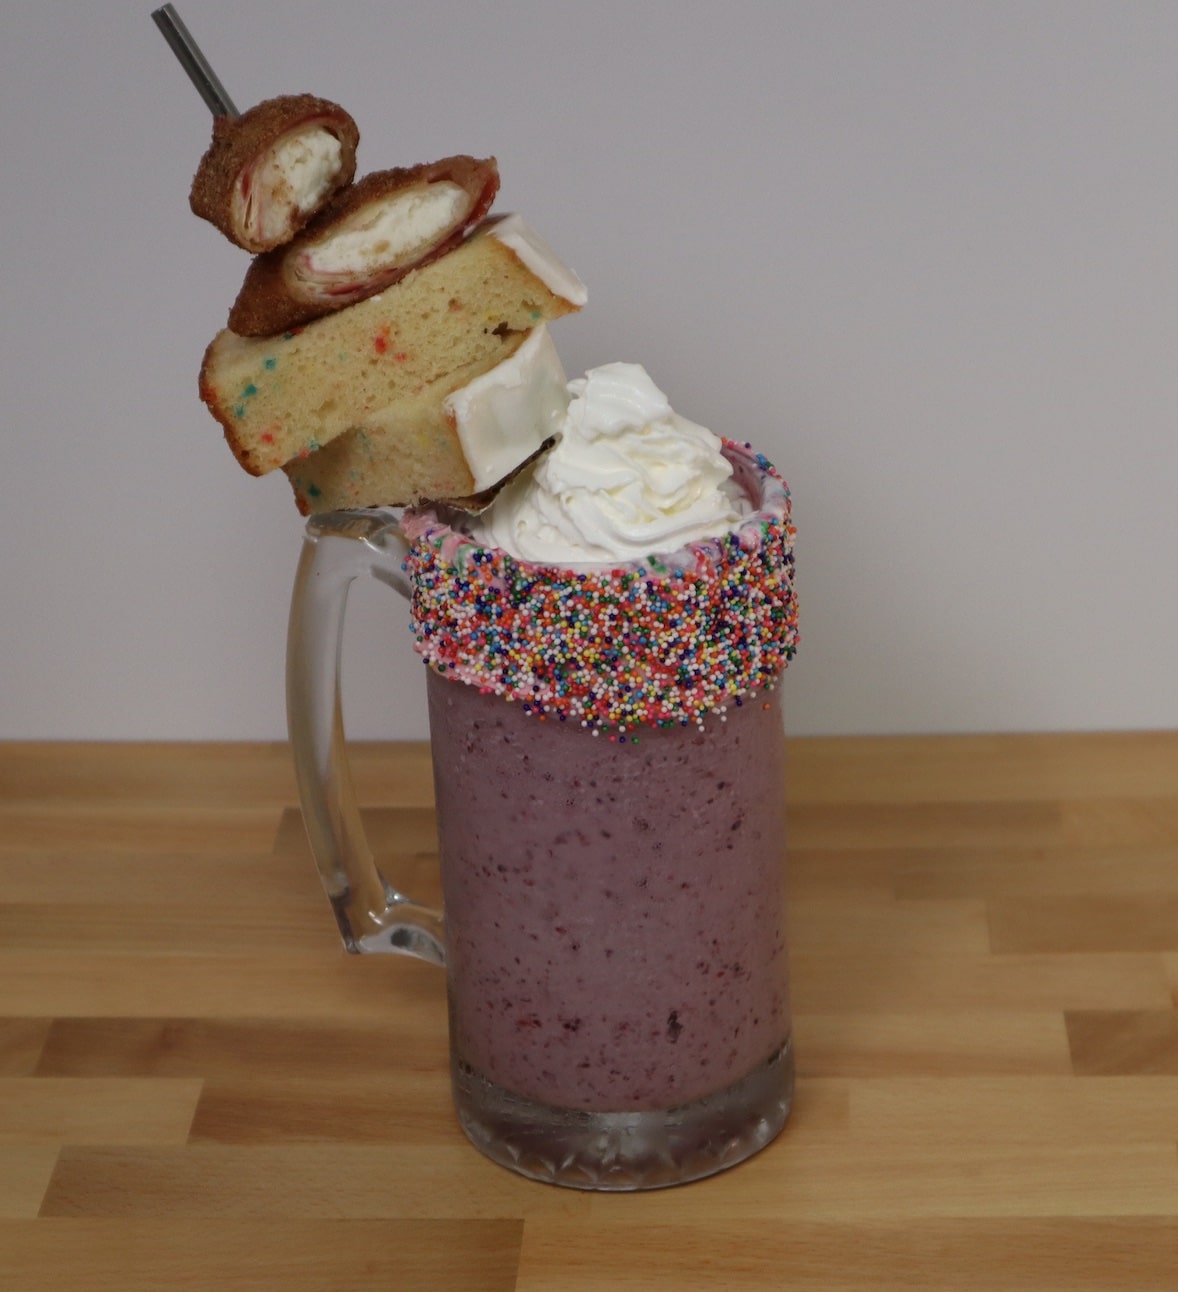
[400,365,799,1187]
[429,670,790,1112]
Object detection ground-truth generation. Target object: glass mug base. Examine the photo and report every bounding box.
[451,1035,794,1191]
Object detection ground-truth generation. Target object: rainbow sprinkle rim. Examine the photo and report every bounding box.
[400,440,798,734]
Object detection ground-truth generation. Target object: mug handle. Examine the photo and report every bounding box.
[286,509,445,963]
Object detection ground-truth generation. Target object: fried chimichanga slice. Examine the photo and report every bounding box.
[226,155,499,337]
[189,94,359,253]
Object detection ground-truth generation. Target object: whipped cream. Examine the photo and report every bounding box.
[468,363,748,565]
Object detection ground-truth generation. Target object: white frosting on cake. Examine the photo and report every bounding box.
[487,214,588,308]
[448,325,570,493]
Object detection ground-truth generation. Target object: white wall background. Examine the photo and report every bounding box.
[2,0,1176,741]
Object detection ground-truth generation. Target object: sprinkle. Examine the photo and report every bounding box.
[400,440,799,736]
[234,382,261,417]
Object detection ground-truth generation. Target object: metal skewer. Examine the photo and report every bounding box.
[152,4,239,117]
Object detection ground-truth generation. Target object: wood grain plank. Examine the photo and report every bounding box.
[1060,797,1178,847]
[0,904,336,956]
[36,1016,448,1080]
[791,796,1178,852]
[1066,1010,1178,1075]
[790,951,1173,1014]
[0,742,297,806]
[788,896,989,954]
[0,852,325,906]
[0,1079,200,1146]
[786,801,1063,851]
[0,807,282,854]
[794,1011,1073,1077]
[787,849,901,896]
[0,952,446,1020]
[1165,953,1178,1005]
[0,1020,50,1075]
[889,843,1178,898]
[786,731,1178,804]
[188,1074,459,1145]
[0,1150,58,1219]
[989,896,1178,954]
[40,1145,588,1220]
[0,741,452,813]
[516,1217,1178,1291]
[840,1075,1178,1146]
[0,1219,521,1292]
[275,805,442,858]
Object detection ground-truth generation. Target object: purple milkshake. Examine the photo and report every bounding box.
[397,366,799,1186]
[429,670,790,1113]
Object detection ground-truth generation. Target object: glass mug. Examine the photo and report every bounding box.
[286,443,799,1190]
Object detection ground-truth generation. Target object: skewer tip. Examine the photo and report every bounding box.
[152,3,240,118]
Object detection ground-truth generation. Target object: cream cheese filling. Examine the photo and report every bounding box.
[305,182,468,275]
[234,126,343,245]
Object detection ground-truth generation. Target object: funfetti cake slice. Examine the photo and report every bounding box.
[199,215,586,477]
[285,323,569,512]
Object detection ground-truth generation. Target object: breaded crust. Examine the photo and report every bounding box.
[226,156,499,337]
[189,94,359,252]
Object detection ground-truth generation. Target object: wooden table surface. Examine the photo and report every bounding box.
[2,732,1177,1290]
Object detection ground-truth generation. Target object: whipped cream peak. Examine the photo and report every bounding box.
[564,362,672,435]
[469,362,748,566]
